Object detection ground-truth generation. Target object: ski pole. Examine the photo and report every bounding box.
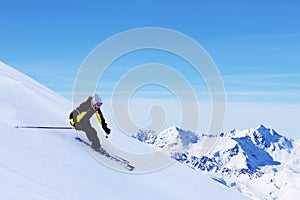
[15,125,109,139]
[15,125,74,129]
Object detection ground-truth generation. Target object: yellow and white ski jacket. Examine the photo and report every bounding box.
[69,96,108,131]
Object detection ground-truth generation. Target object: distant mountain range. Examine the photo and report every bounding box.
[133,125,300,199]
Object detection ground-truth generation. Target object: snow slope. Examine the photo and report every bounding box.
[134,126,300,199]
[0,61,246,199]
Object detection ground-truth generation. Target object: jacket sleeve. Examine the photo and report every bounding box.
[73,96,92,123]
[96,108,108,130]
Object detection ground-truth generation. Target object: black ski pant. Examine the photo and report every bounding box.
[78,120,101,150]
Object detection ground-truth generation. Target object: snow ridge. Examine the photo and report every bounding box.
[133,125,300,199]
[0,61,247,200]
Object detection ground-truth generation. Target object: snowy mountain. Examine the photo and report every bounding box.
[0,61,246,199]
[133,126,300,199]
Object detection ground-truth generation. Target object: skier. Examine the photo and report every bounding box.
[69,93,111,151]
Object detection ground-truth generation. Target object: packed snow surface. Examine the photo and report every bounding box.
[0,61,246,199]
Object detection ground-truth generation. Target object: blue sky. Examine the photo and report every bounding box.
[1,0,300,104]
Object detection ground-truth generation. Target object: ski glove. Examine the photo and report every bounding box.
[75,124,83,130]
[104,127,111,135]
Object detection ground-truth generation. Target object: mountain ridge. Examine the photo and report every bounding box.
[133,125,300,199]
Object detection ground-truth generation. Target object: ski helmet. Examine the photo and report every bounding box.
[92,93,103,107]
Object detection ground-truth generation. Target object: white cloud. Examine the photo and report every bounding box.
[223,102,300,139]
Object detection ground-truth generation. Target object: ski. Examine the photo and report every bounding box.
[75,137,135,171]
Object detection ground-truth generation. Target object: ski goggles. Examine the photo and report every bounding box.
[95,102,102,107]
